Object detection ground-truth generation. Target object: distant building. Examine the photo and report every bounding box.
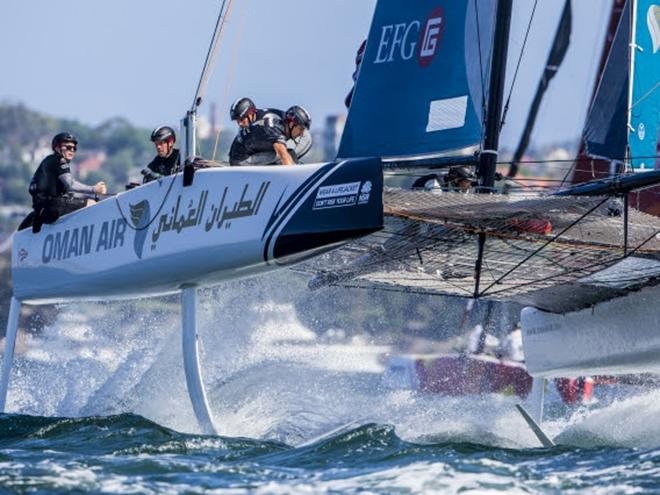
[322,114,346,161]
[20,138,50,165]
[545,147,570,162]
[77,152,107,179]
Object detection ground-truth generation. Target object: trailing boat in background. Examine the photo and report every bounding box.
[572,0,660,215]
[522,0,660,380]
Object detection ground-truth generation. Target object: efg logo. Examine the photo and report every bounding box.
[419,8,444,67]
[373,6,445,68]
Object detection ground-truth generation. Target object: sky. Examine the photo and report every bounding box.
[2,0,613,151]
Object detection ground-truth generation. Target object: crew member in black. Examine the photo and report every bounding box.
[141,126,180,183]
[228,97,312,166]
[410,167,476,193]
[25,132,106,231]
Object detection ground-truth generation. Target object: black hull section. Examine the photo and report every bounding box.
[274,227,382,266]
[271,157,384,265]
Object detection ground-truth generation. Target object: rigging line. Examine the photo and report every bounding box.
[473,0,487,147]
[480,248,629,299]
[630,81,660,109]
[374,228,472,249]
[508,154,660,164]
[479,197,609,296]
[383,210,660,254]
[212,0,246,161]
[500,0,539,130]
[342,280,474,299]
[327,230,473,274]
[114,173,179,232]
[559,156,582,189]
[393,155,659,170]
[343,263,479,298]
[619,226,660,259]
[191,0,233,110]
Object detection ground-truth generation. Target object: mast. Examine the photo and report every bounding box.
[477,0,513,192]
[472,0,513,298]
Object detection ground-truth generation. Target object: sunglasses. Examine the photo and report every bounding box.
[61,144,77,152]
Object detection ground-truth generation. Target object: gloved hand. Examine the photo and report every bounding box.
[141,168,161,183]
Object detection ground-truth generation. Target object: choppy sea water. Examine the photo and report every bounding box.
[2,414,659,494]
[2,274,659,493]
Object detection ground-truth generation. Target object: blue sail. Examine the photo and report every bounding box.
[337,0,496,160]
[629,0,660,171]
[583,0,631,163]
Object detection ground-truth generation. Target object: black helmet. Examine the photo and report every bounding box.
[285,105,311,129]
[151,126,176,143]
[52,132,78,150]
[230,97,256,120]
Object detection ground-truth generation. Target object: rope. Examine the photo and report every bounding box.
[630,81,660,110]
[114,175,178,232]
[479,197,608,296]
[212,0,248,161]
[113,2,240,231]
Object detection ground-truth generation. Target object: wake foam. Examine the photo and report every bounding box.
[3,270,659,449]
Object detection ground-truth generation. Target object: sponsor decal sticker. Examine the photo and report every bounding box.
[41,219,127,264]
[39,182,271,264]
[358,181,372,204]
[314,181,371,210]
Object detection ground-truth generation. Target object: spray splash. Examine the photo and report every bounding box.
[4,271,659,449]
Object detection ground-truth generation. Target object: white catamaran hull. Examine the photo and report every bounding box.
[12,159,383,304]
[521,283,660,377]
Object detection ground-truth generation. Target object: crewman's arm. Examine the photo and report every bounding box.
[58,173,105,197]
[273,142,295,165]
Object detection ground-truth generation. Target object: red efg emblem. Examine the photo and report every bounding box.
[418,7,444,68]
